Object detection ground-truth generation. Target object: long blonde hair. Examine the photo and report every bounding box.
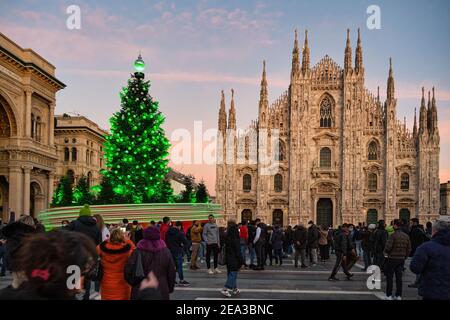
[109,228,125,245]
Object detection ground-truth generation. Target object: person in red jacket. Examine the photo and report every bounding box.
[159,216,171,243]
[97,228,136,300]
[239,221,249,268]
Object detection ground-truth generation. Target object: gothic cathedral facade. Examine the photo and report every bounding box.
[215,29,440,227]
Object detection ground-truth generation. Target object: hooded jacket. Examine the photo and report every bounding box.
[271,228,284,250]
[166,227,188,255]
[293,226,308,249]
[67,216,101,245]
[125,238,176,300]
[97,240,135,300]
[225,224,244,271]
[410,228,450,300]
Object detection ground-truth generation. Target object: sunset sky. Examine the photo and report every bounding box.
[1,0,449,195]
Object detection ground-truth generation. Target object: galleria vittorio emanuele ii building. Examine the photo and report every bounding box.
[215,29,440,227]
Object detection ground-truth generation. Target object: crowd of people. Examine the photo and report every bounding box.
[0,205,449,300]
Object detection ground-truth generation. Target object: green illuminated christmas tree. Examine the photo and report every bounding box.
[104,55,171,203]
[73,175,94,205]
[51,174,73,207]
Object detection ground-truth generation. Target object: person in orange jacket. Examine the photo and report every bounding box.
[97,228,135,300]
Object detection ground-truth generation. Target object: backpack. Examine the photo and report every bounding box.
[124,250,146,286]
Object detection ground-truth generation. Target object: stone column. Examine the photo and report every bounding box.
[47,172,54,207]
[8,166,22,216]
[22,165,32,215]
[49,102,55,145]
[25,89,32,137]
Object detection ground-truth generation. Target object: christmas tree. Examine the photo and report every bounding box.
[180,176,195,203]
[149,179,174,203]
[73,175,94,205]
[96,174,115,204]
[196,180,210,203]
[51,174,73,207]
[104,55,171,203]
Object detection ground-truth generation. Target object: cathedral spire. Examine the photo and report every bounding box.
[228,88,236,130]
[427,90,432,133]
[261,60,268,95]
[301,29,310,75]
[344,29,352,74]
[419,87,428,134]
[387,58,395,101]
[355,28,363,75]
[259,60,269,127]
[218,90,227,133]
[413,107,418,137]
[291,29,300,80]
[431,87,438,134]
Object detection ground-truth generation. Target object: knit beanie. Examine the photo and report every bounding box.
[79,204,92,217]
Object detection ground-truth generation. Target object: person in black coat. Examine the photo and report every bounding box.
[65,204,101,299]
[165,221,189,286]
[221,220,243,297]
[66,204,101,246]
[373,220,388,271]
[409,219,428,257]
[1,216,36,274]
[293,224,308,268]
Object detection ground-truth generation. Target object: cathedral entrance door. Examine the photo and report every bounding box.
[317,198,333,228]
[272,209,283,226]
[399,208,410,222]
[241,209,252,224]
[367,209,378,225]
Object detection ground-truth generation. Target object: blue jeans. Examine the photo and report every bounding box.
[287,244,293,255]
[250,246,256,265]
[274,248,283,264]
[224,271,238,290]
[199,241,206,259]
[240,244,247,265]
[355,241,363,256]
[172,253,184,281]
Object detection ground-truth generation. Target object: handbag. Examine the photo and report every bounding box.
[125,250,146,286]
[87,258,103,282]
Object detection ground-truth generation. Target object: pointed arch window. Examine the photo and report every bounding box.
[401,173,410,191]
[243,174,252,192]
[368,173,377,192]
[274,174,283,192]
[320,147,331,168]
[368,141,378,160]
[319,95,333,128]
[64,147,70,162]
[71,147,77,162]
